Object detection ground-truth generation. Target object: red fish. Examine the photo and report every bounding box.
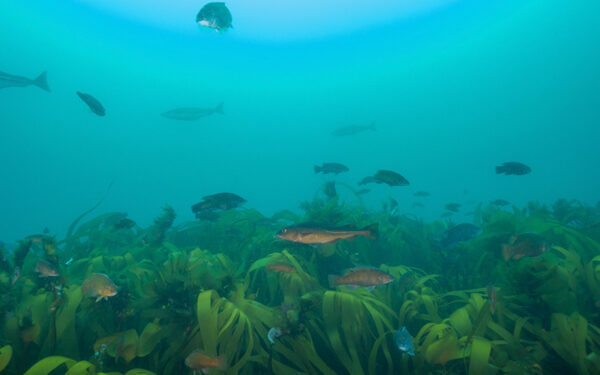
[503,233,550,260]
[266,262,296,273]
[185,349,227,374]
[328,266,393,290]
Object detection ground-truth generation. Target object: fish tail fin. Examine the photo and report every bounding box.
[370,121,376,131]
[33,71,50,92]
[215,355,228,370]
[502,245,511,260]
[215,102,224,114]
[314,165,321,173]
[328,275,339,288]
[495,165,504,174]
[363,223,379,239]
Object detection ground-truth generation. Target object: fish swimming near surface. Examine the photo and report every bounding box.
[503,233,550,260]
[373,170,409,186]
[0,70,50,91]
[413,191,430,197]
[82,273,117,302]
[35,259,59,277]
[491,199,510,206]
[196,3,233,32]
[191,192,245,213]
[314,162,349,175]
[394,326,415,356]
[277,223,378,244]
[185,349,227,374]
[162,102,224,121]
[266,262,296,273]
[328,266,393,290]
[445,203,461,212]
[77,92,105,116]
[440,223,481,248]
[331,122,375,136]
[496,162,531,175]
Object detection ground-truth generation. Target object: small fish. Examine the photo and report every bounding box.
[445,203,461,212]
[266,262,296,273]
[196,3,233,32]
[0,70,50,91]
[65,257,74,266]
[441,212,453,218]
[114,218,136,230]
[491,199,510,206]
[76,92,105,116]
[11,267,21,285]
[162,103,224,120]
[81,273,118,302]
[267,328,283,344]
[496,162,531,175]
[191,192,246,213]
[323,181,337,199]
[440,223,481,249]
[412,202,424,208]
[328,266,393,290]
[277,223,378,244]
[331,122,375,136]
[358,176,377,185]
[314,163,349,175]
[394,326,415,356]
[373,170,409,186]
[357,188,370,195]
[503,233,550,260]
[413,191,430,197]
[185,349,227,374]
[35,259,59,277]
[487,285,497,315]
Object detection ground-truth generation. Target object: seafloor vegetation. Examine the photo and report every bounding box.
[1,191,600,374]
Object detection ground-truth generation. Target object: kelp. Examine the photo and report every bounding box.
[0,345,12,372]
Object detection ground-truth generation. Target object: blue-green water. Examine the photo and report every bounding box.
[1,1,600,374]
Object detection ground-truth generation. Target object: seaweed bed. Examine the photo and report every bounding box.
[1,194,600,375]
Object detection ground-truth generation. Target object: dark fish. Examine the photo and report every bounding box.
[441,212,453,218]
[323,181,337,199]
[331,122,375,136]
[0,70,50,91]
[394,327,415,356]
[314,163,349,175]
[412,202,424,208]
[35,259,59,277]
[277,223,378,244]
[374,170,409,186]
[76,92,105,116]
[196,2,233,31]
[503,233,550,260]
[114,218,136,230]
[358,176,376,185]
[440,223,481,248]
[357,188,370,195]
[162,103,224,121]
[413,191,430,197]
[328,266,393,290]
[491,199,510,206]
[195,210,221,221]
[445,203,461,212]
[496,162,531,175]
[191,192,246,213]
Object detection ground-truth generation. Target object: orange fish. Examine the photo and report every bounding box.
[35,259,59,277]
[185,349,227,374]
[328,266,393,290]
[503,233,550,260]
[82,273,118,302]
[266,262,296,273]
[277,223,378,244]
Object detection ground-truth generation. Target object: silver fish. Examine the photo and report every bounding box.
[162,102,224,121]
[0,70,50,91]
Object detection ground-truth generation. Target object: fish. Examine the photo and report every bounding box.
[487,285,497,315]
[314,163,349,175]
[191,192,246,213]
[491,199,510,206]
[394,326,415,356]
[441,212,453,218]
[323,181,337,199]
[81,273,118,302]
[35,259,59,277]
[358,176,376,185]
[277,223,378,244]
[373,170,409,186]
[0,70,50,91]
[65,257,74,266]
[331,122,375,136]
[114,218,136,230]
[11,267,21,285]
[267,328,283,344]
[162,103,224,121]
[445,203,461,212]
[328,266,393,290]
[496,162,531,175]
[76,92,105,116]
[185,349,227,374]
[266,262,296,273]
[194,210,221,221]
[440,223,481,249]
[413,191,430,197]
[196,2,233,31]
[412,202,425,208]
[357,188,370,195]
[503,233,550,260]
